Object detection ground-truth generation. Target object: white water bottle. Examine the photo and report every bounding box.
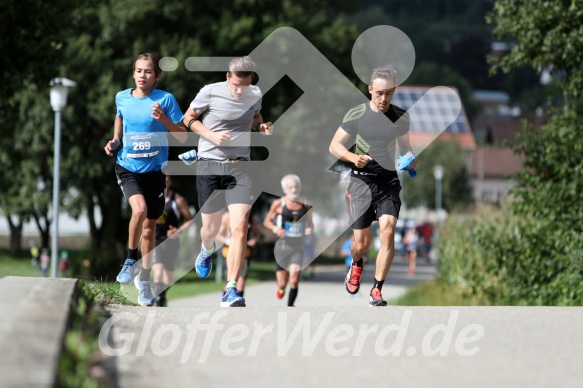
[178,149,197,165]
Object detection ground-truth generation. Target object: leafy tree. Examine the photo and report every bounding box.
[487,0,583,104]
[401,139,473,212]
[11,82,59,251]
[56,0,360,277]
[0,0,73,109]
[346,1,551,112]
[0,0,74,255]
[348,1,494,69]
[482,0,583,304]
[488,0,583,234]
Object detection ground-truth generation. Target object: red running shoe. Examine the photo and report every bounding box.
[276,288,285,299]
[369,287,388,306]
[345,264,363,294]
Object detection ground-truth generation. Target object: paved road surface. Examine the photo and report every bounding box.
[100,261,583,387]
[3,262,581,387]
[104,305,582,388]
[170,260,436,307]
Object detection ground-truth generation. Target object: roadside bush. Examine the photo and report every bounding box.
[437,205,582,306]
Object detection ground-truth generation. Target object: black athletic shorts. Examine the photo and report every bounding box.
[345,172,401,229]
[152,238,180,271]
[275,238,305,271]
[115,164,165,219]
[196,160,255,214]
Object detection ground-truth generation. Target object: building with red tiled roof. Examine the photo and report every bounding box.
[473,112,523,146]
[468,89,530,204]
[470,147,524,204]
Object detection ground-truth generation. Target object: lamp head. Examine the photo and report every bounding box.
[50,77,76,112]
[433,165,444,180]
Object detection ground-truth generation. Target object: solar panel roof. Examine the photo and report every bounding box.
[392,86,471,134]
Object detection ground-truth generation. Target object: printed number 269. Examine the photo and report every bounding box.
[133,142,151,151]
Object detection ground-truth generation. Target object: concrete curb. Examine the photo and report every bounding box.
[0,276,77,387]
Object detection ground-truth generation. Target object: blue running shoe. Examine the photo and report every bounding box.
[221,287,246,307]
[195,243,215,278]
[116,258,139,284]
[134,275,155,307]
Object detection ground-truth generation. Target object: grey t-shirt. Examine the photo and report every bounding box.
[190,81,262,160]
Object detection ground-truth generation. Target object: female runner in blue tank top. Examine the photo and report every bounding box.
[104,53,186,306]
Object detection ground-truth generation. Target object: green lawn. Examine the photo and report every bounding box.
[9,250,476,306]
[0,249,282,304]
[0,251,41,277]
[167,260,277,300]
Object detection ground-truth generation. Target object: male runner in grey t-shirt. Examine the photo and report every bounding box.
[191,74,263,161]
[182,56,273,307]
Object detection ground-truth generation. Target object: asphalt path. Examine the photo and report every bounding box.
[170,259,436,308]
[101,261,582,387]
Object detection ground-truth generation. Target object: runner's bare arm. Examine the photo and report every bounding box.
[151,102,187,143]
[263,199,285,238]
[175,194,193,223]
[397,133,417,169]
[329,127,372,168]
[104,115,122,156]
[184,107,231,146]
[252,112,273,135]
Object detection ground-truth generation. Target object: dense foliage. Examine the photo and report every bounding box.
[436,0,583,306]
[438,206,582,305]
[0,0,360,276]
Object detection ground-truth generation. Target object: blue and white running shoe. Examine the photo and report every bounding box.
[195,243,215,278]
[221,287,246,307]
[134,275,155,307]
[116,258,139,284]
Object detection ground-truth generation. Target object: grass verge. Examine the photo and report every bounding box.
[57,281,121,387]
[392,280,484,306]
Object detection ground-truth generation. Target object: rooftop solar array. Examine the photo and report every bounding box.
[392,87,470,134]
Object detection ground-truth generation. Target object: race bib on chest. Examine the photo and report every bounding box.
[284,221,304,238]
[126,133,161,158]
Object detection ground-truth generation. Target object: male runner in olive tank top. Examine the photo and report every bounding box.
[329,66,417,306]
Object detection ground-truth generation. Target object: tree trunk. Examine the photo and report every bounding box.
[88,192,127,279]
[32,212,50,249]
[6,214,23,257]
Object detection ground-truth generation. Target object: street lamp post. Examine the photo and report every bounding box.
[433,165,444,223]
[50,77,76,278]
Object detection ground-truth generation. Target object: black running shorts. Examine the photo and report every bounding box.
[345,172,401,229]
[196,161,255,214]
[115,164,165,220]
